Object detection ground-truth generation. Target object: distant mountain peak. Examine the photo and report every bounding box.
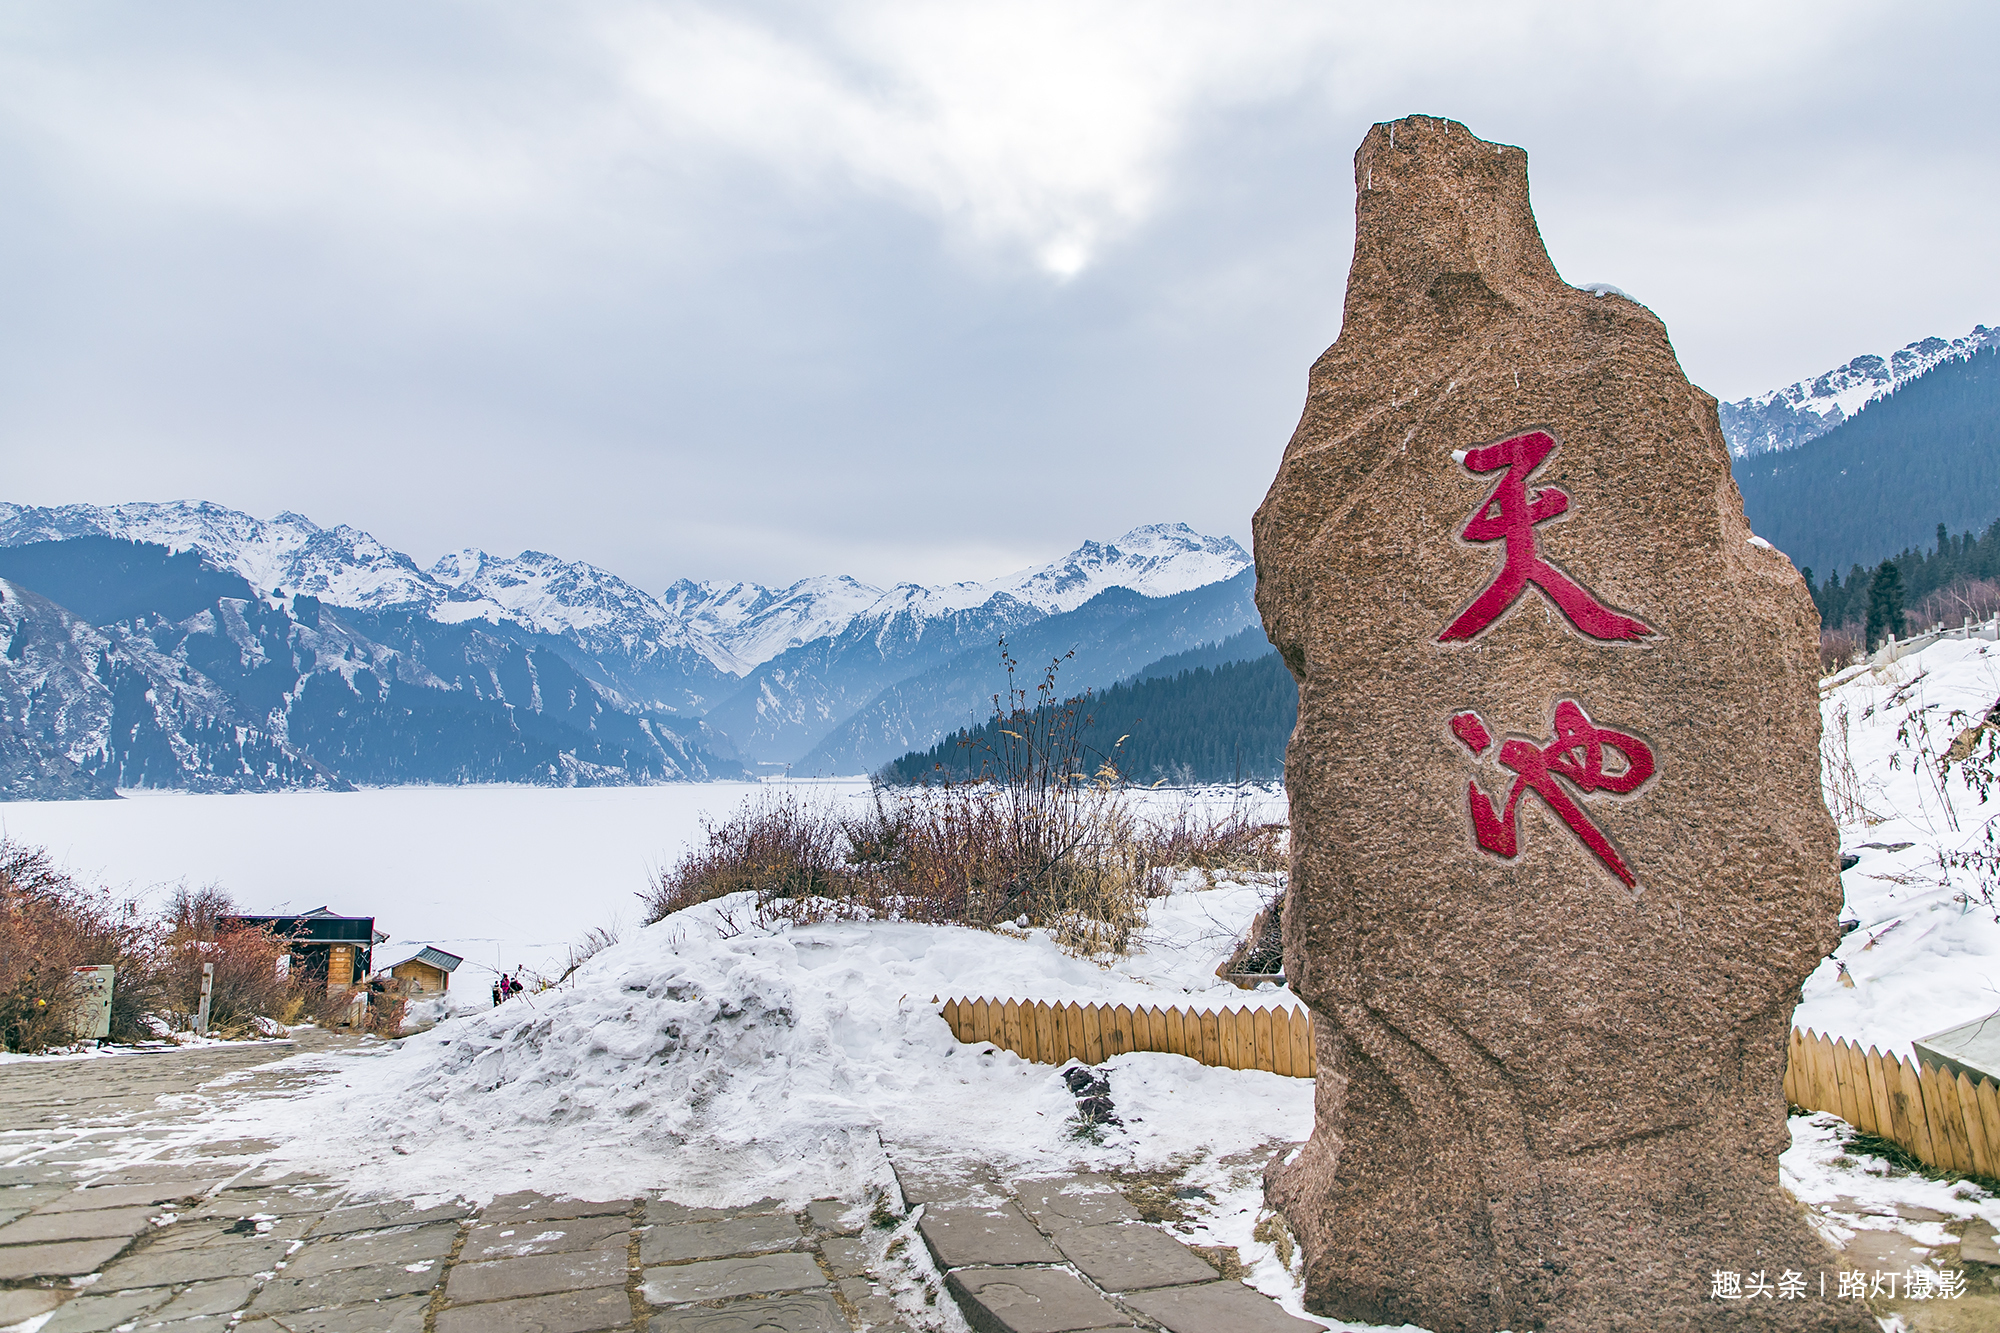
[1721,324,2000,458]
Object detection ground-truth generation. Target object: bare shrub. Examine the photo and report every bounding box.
[642,790,857,923]
[153,886,295,1036]
[0,841,164,1051]
[1820,624,1863,674]
[1140,805,1288,878]
[1915,578,2000,630]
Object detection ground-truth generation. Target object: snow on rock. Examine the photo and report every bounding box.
[429,549,744,675]
[212,879,1309,1209]
[0,501,444,613]
[663,575,887,671]
[1722,324,2000,459]
[1802,638,2000,1059]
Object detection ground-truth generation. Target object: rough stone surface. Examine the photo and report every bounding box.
[314,1199,470,1236]
[642,1213,801,1265]
[918,1203,1060,1269]
[483,1192,632,1223]
[447,1247,629,1304]
[943,1266,1132,1333]
[641,1251,828,1305]
[805,1199,859,1234]
[149,1276,258,1320]
[463,1213,629,1262]
[650,1291,849,1332]
[98,1235,290,1287]
[1050,1223,1219,1292]
[1015,1179,1139,1233]
[1253,113,1862,1332]
[286,1221,459,1277]
[0,1287,67,1326]
[0,1235,131,1279]
[1123,1281,1324,1333]
[35,1181,219,1213]
[40,1287,175,1333]
[436,1285,633,1333]
[266,1295,432,1333]
[0,1203,158,1244]
[249,1261,443,1314]
[821,1235,872,1278]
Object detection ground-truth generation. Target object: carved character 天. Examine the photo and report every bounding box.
[1438,429,1654,643]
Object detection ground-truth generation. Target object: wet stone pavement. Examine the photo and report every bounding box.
[0,1039,1320,1333]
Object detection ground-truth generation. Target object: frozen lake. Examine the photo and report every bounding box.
[0,780,869,984]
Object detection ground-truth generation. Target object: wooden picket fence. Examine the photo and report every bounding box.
[939,996,1316,1078]
[1786,1027,2000,1181]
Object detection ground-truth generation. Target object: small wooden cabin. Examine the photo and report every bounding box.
[389,946,463,994]
[224,906,383,993]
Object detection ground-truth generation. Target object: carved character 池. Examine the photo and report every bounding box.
[1450,700,1656,887]
[1438,430,1654,643]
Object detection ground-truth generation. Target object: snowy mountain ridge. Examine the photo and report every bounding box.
[0,504,1250,719]
[1720,323,2000,459]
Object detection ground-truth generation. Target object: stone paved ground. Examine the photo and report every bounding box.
[0,1039,1332,1333]
[0,1039,930,1333]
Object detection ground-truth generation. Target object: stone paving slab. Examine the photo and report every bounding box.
[98,1233,291,1287]
[149,1275,258,1320]
[0,1202,158,1244]
[150,1212,317,1249]
[0,1234,132,1279]
[262,1294,432,1333]
[804,1199,860,1234]
[837,1275,910,1330]
[0,1286,67,1327]
[918,1203,1061,1268]
[446,1245,630,1304]
[484,1191,633,1223]
[820,1235,871,1278]
[1122,1279,1324,1333]
[645,1197,784,1225]
[1015,1179,1141,1232]
[1050,1223,1221,1292]
[651,1290,850,1332]
[285,1220,458,1278]
[187,1183,340,1219]
[435,1284,635,1333]
[463,1212,630,1262]
[641,1251,829,1305]
[314,1198,471,1236]
[641,1213,802,1264]
[36,1180,223,1213]
[889,1157,998,1208]
[247,1260,443,1314]
[945,1266,1134,1333]
[39,1286,175,1333]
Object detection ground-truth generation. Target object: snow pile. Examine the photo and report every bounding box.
[218,877,1311,1208]
[1800,638,2000,1057]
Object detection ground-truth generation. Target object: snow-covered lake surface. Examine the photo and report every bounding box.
[0,780,842,983]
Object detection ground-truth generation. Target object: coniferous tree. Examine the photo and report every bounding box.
[1865,561,1906,649]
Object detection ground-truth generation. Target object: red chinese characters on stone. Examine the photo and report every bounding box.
[1450,700,1656,887]
[1438,430,1654,643]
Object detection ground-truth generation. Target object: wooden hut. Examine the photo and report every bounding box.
[388,946,463,995]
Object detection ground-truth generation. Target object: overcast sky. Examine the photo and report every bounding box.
[1,1,1993,592]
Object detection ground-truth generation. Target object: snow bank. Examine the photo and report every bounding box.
[1802,639,2000,1057]
[216,878,1312,1208]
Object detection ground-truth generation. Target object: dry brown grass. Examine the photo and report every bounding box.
[643,649,1288,957]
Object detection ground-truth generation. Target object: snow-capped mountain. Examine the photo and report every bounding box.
[663,575,887,671]
[0,501,445,613]
[981,523,1251,613]
[1720,324,2000,458]
[430,548,746,679]
[0,504,1258,787]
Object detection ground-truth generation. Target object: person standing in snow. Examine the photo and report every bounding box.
[494,974,508,1006]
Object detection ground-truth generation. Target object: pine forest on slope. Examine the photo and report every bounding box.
[1732,346,2000,584]
[878,626,1290,787]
